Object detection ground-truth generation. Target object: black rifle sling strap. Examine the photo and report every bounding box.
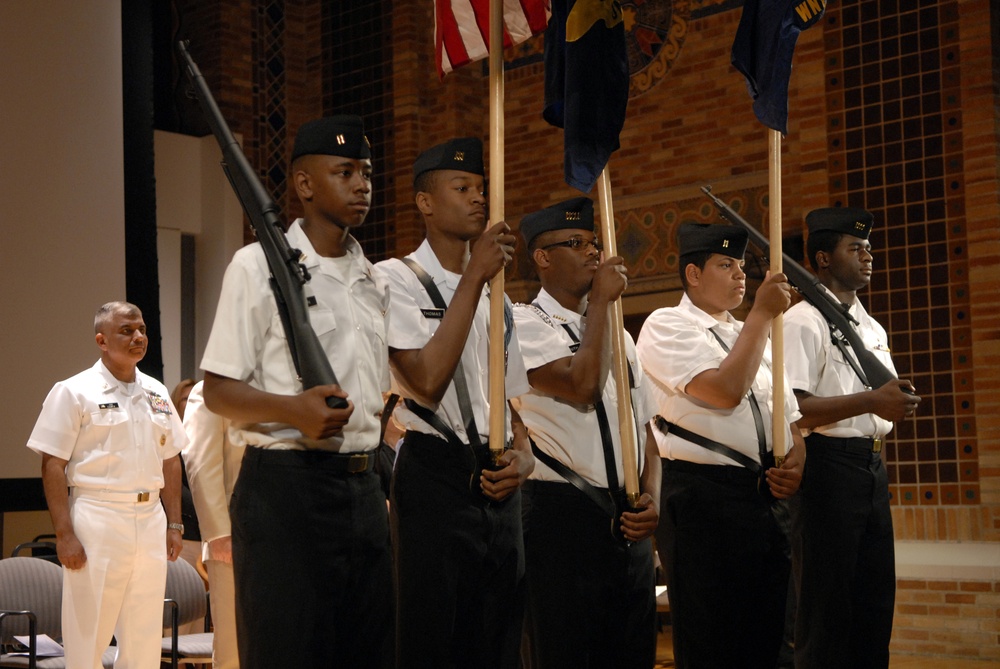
[556,319,620,497]
[380,393,399,444]
[653,326,768,474]
[707,326,769,466]
[653,417,761,474]
[400,257,481,449]
[529,444,616,517]
[527,302,632,517]
[830,326,872,389]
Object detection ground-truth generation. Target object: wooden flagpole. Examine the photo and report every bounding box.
[487,0,506,462]
[768,128,786,465]
[596,168,641,506]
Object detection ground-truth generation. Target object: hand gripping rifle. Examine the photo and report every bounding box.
[701,185,911,394]
[177,41,348,409]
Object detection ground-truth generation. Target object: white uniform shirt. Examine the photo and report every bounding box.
[375,239,529,444]
[181,381,244,551]
[27,360,185,492]
[511,288,655,488]
[201,219,390,452]
[784,289,896,438]
[636,293,801,465]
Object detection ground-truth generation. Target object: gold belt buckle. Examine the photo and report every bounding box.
[347,454,369,473]
[137,491,150,502]
[872,438,883,454]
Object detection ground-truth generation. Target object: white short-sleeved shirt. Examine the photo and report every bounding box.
[636,293,801,465]
[27,360,185,492]
[201,219,390,453]
[181,381,243,547]
[511,288,655,488]
[375,239,529,444]
[783,290,896,439]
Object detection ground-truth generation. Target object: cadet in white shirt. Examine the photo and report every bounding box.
[376,137,534,669]
[201,116,393,669]
[28,301,186,669]
[180,381,242,669]
[511,197,661,668]
[783,208,920,669]
[636,223,805,669]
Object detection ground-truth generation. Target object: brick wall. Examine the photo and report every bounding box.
[170,0,1000,659]
[893,578,1000,661]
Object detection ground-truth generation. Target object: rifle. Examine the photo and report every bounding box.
[177,41,348,409]
[701,185,909,393]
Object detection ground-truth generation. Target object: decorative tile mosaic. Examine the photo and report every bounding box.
[823,0,976,506]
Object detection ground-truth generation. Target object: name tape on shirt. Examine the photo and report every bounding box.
[420,308,445,319]
[569,343,581,353]
[98,402,120,410]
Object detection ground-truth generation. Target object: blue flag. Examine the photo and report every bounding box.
[543,0,629,193]
[731,0,828,134]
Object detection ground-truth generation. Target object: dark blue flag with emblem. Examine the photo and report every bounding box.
[543,0,629,193]
[731,0,828,134]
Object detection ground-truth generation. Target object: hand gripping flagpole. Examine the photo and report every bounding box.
[769,128,786,466]
[596,168,641,507]
[487,0,506,464]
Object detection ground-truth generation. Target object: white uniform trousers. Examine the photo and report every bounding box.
[63,495,167,669]
[206,559,239,669]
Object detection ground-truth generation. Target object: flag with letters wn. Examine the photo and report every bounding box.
[732,0,828,134]
[543,0,629,193]
[434,0,550,78]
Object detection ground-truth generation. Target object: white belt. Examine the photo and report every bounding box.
[71,488,160,503]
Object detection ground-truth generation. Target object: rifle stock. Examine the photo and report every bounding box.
[700,185,903,392]
[177,41,348,409]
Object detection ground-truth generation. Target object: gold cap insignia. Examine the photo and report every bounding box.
[565,211,581,221]
[454,151,465,161]
[336,134,346,145]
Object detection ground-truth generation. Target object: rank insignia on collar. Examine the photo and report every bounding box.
[146,392,172,415]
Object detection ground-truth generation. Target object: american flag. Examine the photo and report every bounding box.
[434,0,550,78]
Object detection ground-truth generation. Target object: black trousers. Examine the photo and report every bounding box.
[391,431,524,669]
[231,447,394,669]
[654,458,790,669]
[792,436,895,669]
[523,480,656,669]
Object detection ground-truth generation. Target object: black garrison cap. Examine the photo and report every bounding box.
[291,115,371,162]
[678,222,749,259]
[805,207,874,239]
[412,137,484,186]
[519,197,595,247]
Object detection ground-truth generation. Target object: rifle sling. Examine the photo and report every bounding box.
[707,327,769,465]
[653,417,762,474]
[830,327,872,389]
[527,302,638,516]
[529,440,617,518]
[652,325,769,475]
[400,257,482,449]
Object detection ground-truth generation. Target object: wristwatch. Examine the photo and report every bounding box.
[167,523,185,533]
